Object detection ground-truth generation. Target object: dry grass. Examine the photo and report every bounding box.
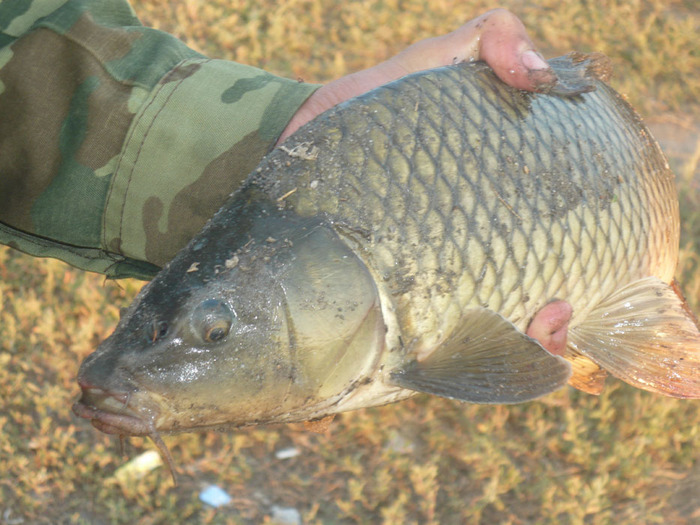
[1,0,699,523]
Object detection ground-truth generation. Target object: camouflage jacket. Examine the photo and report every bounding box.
[0,0,319,279]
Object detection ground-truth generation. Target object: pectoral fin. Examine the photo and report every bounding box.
[390,308,572,404]
[568,277,700,398]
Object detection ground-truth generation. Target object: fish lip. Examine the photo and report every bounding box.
[72,390,156,436]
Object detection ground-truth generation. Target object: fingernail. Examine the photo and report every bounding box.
[521,50,549,71]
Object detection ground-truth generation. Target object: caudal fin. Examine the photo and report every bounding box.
[568,277,700,398]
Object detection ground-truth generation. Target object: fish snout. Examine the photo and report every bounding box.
[76,344,125,391]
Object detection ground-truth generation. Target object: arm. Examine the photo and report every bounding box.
[0,4,553,275]
[279,9,556,143]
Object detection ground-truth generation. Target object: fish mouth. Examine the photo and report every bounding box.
[72,387,156,437]
[73,385,180,483]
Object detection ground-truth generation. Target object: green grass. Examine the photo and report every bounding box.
[1,0,699,523]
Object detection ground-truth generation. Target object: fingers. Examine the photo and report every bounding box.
[391,9,555,91]
[445,9,557,92]
[526,300,573,356]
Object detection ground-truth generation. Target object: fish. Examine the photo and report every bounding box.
[73,53,700,478]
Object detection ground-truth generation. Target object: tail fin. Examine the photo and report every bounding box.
[568,277,700,398]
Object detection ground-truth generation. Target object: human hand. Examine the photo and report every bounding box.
[527,301,572,356]
[278,9,557,143]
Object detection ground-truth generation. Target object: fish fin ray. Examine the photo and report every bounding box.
[563,345,608,395]
[546,52,612,97]
[390,308,571,404]
[569,277,700,398]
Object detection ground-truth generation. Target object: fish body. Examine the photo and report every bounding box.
[74,54,700,451]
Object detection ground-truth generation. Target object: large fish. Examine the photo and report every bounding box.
[73,53,700,475]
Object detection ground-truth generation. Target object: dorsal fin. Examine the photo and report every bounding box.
[546,52,613,96]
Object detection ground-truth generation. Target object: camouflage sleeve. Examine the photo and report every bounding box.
[0,0,320,279]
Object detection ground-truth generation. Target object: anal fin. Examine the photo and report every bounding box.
[389,308,572,404]
[568,277,700,398]
[563,346,608,395]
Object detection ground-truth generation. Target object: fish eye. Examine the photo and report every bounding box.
[192,299,234,343]
[205,321,229,342]
[148,320,169,343]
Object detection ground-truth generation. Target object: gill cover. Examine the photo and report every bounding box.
[275,223,386,402]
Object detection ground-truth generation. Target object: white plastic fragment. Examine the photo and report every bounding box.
[3,508,24,525]
[113,450,162,484]
[270,505,301,525]
[199,485,232,508]
[274,447,300,460]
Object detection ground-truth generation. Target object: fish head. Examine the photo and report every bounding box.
[73,200,385,436]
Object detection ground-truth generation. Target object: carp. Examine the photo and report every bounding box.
[73,53,700,476]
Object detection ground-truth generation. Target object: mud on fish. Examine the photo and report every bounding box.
[73,53,700,480]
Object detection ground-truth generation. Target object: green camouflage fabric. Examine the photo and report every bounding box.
[0,0,319,279]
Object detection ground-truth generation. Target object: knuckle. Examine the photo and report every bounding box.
[482,8,515,21]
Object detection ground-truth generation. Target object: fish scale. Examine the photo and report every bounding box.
[254,59,677,358]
